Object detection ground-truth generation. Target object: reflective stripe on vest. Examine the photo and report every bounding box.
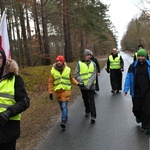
[79,61,95,85]
[51,66,71,91]
[109,54,121,69]
[0,76,21,120]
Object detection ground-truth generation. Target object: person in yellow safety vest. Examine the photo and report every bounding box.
[0,50,30,150]
[133,44,149,61]
[74,49,97,123]
[48,55,83,130]
[106,48,124,94]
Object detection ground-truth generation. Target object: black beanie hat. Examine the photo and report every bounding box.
[138,44,144,49]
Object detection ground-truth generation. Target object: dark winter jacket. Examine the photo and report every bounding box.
[123,60,150,97]
[0,58,30,143]
[91,56,100,73]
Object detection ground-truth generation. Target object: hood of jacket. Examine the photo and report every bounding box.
[2,58,19,77]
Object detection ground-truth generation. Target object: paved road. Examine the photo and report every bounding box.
[38,52,150,150]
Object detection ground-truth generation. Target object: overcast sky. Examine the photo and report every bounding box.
[101,0,143,48]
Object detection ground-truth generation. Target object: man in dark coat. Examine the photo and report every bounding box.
[124,49,150,134]
[91,51,100,91]
[0,50,30,150]
[106,48,124,94]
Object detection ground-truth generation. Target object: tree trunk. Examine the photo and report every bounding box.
[33,0,44,65]
[25,2,32,65]
[19,3,31,66]
[80,27,84,59]
[41,0,50,65]
[62,0,73,62]
[13,3,24,67]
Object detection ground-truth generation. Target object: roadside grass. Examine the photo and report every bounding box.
[16,59,107,150]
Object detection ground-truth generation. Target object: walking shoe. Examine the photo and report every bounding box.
[111,90,115,93]
[144,129,150,134]
[111,90,117,94]
[60,120,66,129]
[91,117,95,124]
[85,112,90,117]
[136,118,141,123]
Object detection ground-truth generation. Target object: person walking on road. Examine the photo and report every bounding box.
[106,48,124,94]
[0,50,30,150]
[74,49,97,123]
[123,49,150,134]
[133,44,149,61]
[48,55,82,130]
[91,51,101,92]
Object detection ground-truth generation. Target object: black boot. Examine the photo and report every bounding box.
[60,120,66,129]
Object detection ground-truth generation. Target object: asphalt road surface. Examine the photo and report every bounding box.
[38,52,150,150]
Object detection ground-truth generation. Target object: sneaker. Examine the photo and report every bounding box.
[91,117,95,124]
[111,90,114,93]
[85,113,90,117]
[136,118,141,123]
[111,90,117,94]
[60,120,66,129]
[144,129,150,134]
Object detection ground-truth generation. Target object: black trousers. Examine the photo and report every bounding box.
[110,69,122,90]
[132,97,142,120]
[80,90,96,118]
[95,75,99,91]
[0,140,16,150]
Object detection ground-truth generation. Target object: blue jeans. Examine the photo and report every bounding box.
[59,101,68,122]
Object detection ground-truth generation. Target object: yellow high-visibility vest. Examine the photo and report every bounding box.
[79,61,95,85]
[109,54,121,69]
[0,76,21,120]
[51,66,71,91]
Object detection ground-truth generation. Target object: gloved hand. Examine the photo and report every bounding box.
[85,88,90,91]
[121,68,124,72]
[78,83,84,87]
[105,68,109,73]
[0,110,12,126]
[49,94,53,100]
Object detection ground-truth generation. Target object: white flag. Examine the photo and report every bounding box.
[0,11,11,58]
